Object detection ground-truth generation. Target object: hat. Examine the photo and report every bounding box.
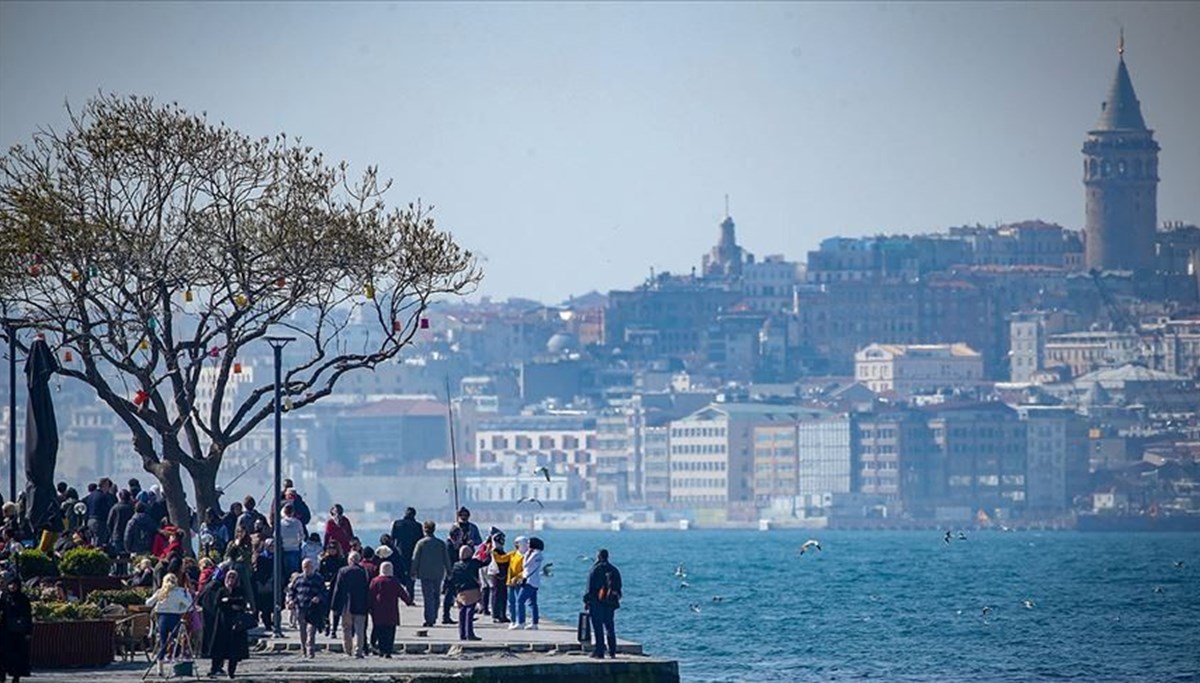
[375,545,394,559]
[457,506,471,516]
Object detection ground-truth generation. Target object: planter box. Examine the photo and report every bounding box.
[31,619,115,668]
[59,575,126,600]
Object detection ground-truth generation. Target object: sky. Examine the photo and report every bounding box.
[2,2,1198,305]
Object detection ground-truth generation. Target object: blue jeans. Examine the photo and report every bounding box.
[507,584,519,622]
[156,612,182,660]
[284,549,301,577]
[517,585,538,625]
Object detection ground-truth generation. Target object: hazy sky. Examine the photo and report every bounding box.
[2,2,1198,304]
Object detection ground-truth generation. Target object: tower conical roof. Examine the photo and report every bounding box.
[1095,56,1148,131]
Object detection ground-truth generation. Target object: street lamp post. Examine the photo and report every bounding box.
[265,335,294,638]
[5,320,16,503]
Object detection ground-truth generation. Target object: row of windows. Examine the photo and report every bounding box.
[671,444,727,455]
[672,461,727,472]
[482,435,589,450]
[671,478,726,489]
[671,427,728,438]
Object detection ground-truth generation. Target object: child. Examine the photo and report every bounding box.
[301,532,322,567]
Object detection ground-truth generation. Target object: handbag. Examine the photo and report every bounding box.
[455,588,482,606]
[576,610,592,643]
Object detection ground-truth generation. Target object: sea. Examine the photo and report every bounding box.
[496,529,1197,683]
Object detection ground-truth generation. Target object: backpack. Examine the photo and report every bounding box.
[596,565,621,607]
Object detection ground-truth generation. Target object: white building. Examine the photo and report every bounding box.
[669,402,806,507]
[475,413,597,501]
[797,415,853,499]
[1015,405,1088,513]
[855,343,984,396]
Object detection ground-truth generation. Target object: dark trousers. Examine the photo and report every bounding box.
[375,624,396,655]
[419,579,440,626]
[590,603,617,657]
[441,583,455,621]
[210,658,239,677]
[491,582,508,620]
[457,603,477,640]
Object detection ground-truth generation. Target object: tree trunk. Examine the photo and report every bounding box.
[149,458,191,533]
[189,457,221,520]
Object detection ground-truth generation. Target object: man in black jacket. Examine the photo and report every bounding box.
[390,507,422,596]
[583,548,622,659]
[124,502,158,555]
[331,551,370,658]
[106,489,135,554]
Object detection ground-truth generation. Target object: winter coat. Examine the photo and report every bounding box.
[448,558,488,595]
[323,516,354,554]
[278,516,305,552]
[107,501,134,550]
[0,587,33,678]
[495,548,525,587]
[288,571,328,626]
[521,549,544,589]
[391,516,423,573]
[331,564,370,616]
[319,552,346,586]
[411,535,450,581]
[124,511,158,554]
[146,586,193,615]
[200,584,250,663]
[367,575,412,627]
[585,559,623,610]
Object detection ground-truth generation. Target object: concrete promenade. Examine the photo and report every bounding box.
[31,597,678,683]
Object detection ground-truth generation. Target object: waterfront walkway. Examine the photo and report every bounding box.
[33,597,675,683]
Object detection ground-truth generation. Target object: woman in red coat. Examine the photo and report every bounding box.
[367,561,412,658]
[323,504,354,555]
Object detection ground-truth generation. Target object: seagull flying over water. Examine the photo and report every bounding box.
[577,554,592,562]
[678,581,691,589]
[1022,599,1036,609]
[981,606,992,617]
[1153,586,1165,594]
[541,563,554,577]
[689,603,702,614]
[957,531,968,541]
[1173,561,1185,570]
[674,564,687,578]
[534,466,551,482]
[800,539,822,555]
[711,596,724,603]
[944,531,953,545]
[517,496,544,508]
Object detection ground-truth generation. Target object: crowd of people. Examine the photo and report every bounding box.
[0,474,626,677]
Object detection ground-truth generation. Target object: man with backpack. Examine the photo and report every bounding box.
[583,548,623,659]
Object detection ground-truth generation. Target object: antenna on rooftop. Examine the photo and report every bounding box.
[1118,27,1125,58]
[724,193,730,218]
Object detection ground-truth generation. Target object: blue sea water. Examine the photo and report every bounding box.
[525,530,1199,683]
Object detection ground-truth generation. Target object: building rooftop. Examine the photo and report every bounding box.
[1094,50,1148,131]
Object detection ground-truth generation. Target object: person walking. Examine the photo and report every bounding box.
[106,489,134,555]
[368,561,413,658]
[584,548,623,659]
[517,536,544,630]
[287,558,328,659]
[453,507,483,547]
[331,550,370,658]
[0,572,33,683]
[448,545,488,641]
[144,573,193,676]
[391,507,422,597]
[278,503,305,577]
[410,520,450,628]
[324,504,354,555]
[201,570,251,679]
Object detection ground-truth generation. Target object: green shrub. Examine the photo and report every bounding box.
[84,588,152,606]
[58,547,113,577]
[15,549,59,579]
[32,601,103,623]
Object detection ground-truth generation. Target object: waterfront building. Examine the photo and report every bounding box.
[926,402,1028,517]
[1015,405,1090,513]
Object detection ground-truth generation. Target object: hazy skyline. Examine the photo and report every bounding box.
[2,2,1198,304]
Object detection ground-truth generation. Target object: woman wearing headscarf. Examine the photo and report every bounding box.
[448,545,489,641]
[0,572,33,683]
[144,573,193,676]
[224,526,257,608]
[202,569,251,679]
[367,561,412,658]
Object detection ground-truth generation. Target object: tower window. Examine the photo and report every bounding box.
[1101,161,1111,177]
[1117,161,1126,176]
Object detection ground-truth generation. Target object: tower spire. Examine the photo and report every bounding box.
[1118,27,1124,59]
[724,193,730,219]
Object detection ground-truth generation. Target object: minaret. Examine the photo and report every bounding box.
[1083,31,1159,273]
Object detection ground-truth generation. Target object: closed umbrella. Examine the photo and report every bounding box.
[23,337,61,541]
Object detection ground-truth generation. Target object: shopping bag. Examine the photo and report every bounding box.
[576,610,591,643]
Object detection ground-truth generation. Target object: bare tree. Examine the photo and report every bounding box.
[0,94,481,527]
